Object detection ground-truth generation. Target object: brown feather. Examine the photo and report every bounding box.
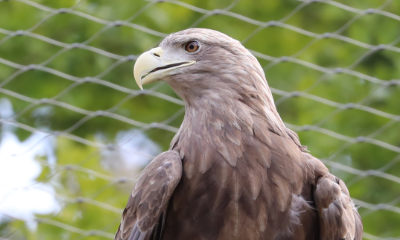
[116,28,362,240]
[114,151,182,240]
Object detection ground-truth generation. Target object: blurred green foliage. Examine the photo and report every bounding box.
[0,0,400,239]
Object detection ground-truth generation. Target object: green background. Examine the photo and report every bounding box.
[0,0,400,239]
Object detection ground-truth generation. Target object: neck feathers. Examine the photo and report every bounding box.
[169,46,304,158]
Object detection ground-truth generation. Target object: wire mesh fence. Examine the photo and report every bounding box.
[0,0,399,239]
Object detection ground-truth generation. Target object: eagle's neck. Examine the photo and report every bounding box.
[170,94,290,156]
[180,82,287,131]
[168,57,293,153]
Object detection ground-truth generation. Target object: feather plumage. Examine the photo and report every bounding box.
[116,28,363,240]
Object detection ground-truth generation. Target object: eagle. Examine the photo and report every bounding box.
[115,28,363,240]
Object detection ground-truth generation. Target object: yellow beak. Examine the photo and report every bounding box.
[133,47,196,90]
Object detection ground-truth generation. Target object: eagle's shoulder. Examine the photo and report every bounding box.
[115,151,182,240]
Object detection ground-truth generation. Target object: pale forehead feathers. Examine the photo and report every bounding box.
[160,28,241,48]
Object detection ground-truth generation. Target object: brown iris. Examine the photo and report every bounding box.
[185,41,199,53]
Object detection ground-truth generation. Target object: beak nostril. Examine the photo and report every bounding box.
[153,53,160,57]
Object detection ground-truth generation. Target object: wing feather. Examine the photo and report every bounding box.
[114,151,182,240]
[312,161,363,240]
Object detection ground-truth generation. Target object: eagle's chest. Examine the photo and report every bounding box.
[163,141,295,240]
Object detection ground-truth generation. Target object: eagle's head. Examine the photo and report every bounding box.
[134,28,284,130]
[134,29,264,100]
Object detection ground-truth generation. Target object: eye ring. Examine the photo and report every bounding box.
[185,41,200,53]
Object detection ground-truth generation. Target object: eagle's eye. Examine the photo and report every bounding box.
[185,41,200,53]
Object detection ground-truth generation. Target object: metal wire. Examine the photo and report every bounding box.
[0,0,399,239]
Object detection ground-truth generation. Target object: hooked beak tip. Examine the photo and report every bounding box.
[133,47,164,90]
